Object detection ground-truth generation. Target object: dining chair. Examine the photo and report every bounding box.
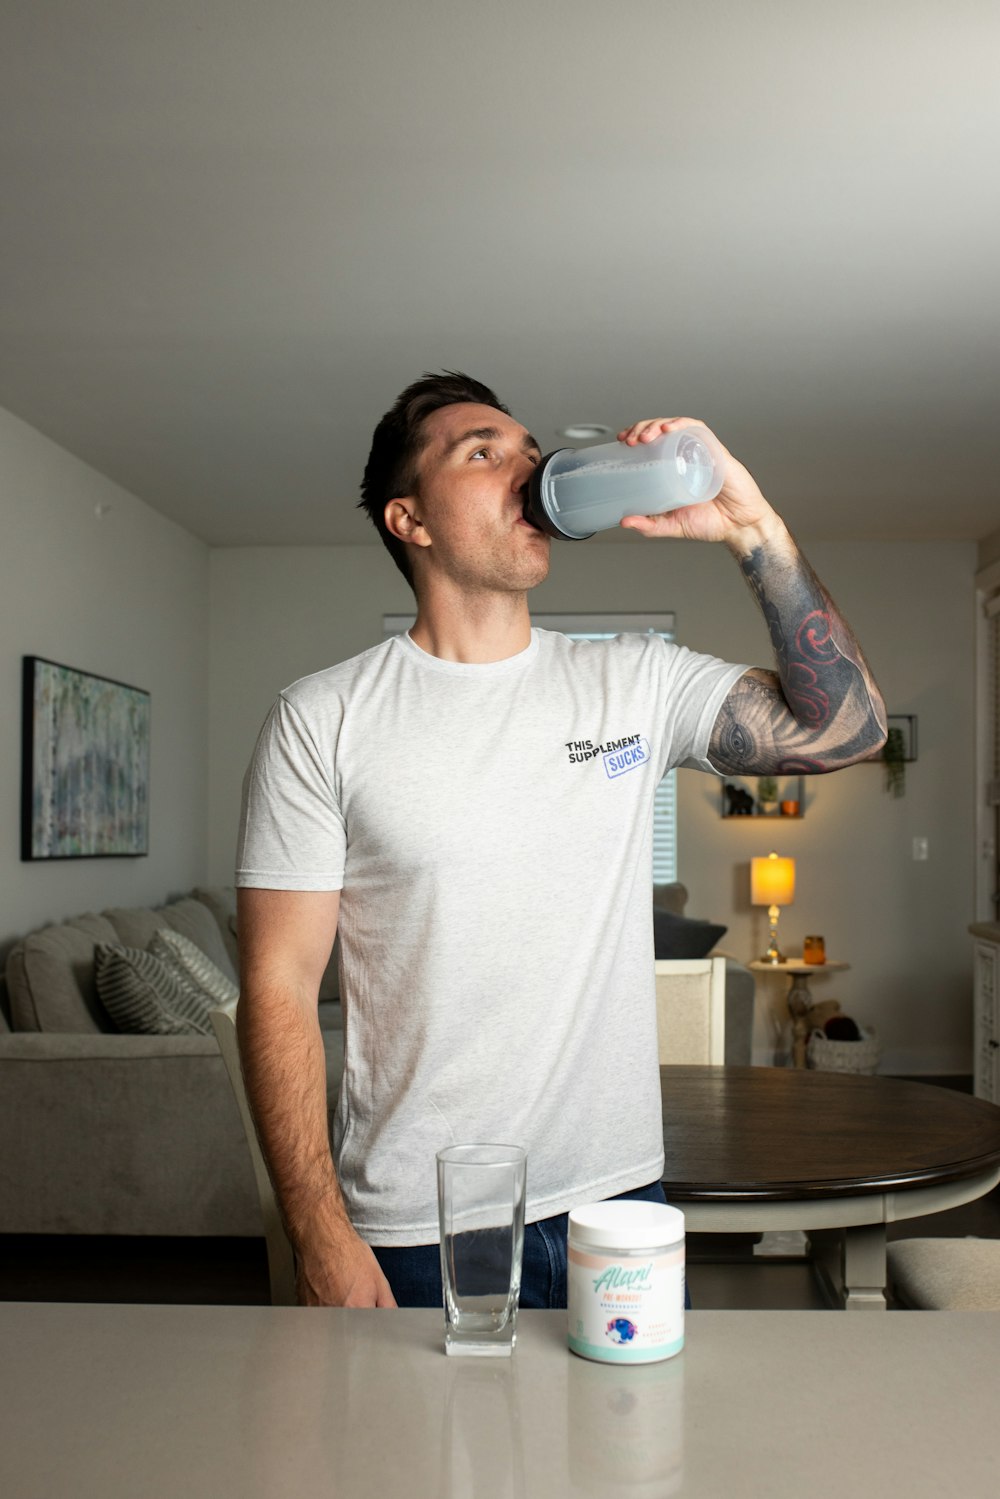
[654,957,727,1065]
[211,1002,297,1306]
[887,1236,1000,1310]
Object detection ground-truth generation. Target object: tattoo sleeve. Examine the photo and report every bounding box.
[708,535,887,776]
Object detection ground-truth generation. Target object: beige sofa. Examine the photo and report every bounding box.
[0,888,343,1237]
[1,883,751,1241]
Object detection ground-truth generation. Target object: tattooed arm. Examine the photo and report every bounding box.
[615,415,888,774]
[708,528,887,774]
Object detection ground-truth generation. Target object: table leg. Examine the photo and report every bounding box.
[810,1226,887,1310]
[786,973,813,1069]
[842,1224,888,1310]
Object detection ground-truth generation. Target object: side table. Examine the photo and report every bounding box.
[750,959,850,1067]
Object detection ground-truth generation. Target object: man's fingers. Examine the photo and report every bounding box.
[342,1253,396,1307]
[621,513,684,536]
[617,420,670,444]
[616,418,703,445]
[376,1277,399,1308]
[371,1252,398,1307]
[295,1238,398,1307]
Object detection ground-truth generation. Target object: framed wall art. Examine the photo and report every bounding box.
[21,656,150,860]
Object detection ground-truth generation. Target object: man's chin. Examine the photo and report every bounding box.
[521,549,551,590]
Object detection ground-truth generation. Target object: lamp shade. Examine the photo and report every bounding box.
[751,852,796,907]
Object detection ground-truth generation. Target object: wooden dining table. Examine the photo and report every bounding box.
[659,1065,1000,1309]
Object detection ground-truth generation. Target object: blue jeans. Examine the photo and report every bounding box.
[372,1180,691,1310]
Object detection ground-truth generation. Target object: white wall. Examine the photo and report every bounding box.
[0,407,210,951]
[207,545,416,884]
[209,534,978,1074]
[979,527,1000,572]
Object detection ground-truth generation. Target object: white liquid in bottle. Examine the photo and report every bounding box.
[526,428,725,539]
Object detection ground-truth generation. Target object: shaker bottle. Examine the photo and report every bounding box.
[523,426,726,540]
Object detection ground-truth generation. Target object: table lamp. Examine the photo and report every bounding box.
[751,852,796,964]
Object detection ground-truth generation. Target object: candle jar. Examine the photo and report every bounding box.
[803,935,826,965]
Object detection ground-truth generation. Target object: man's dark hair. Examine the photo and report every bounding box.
[358,370,510,588]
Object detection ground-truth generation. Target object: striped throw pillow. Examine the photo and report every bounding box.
[94,943,214,1035]
[150,928,239,1007]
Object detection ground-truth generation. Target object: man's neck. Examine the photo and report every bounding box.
[408,590,533,664]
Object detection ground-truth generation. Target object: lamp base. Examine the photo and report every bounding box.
[759,906,785,965]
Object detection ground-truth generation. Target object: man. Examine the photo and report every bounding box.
[235,371,886,1308]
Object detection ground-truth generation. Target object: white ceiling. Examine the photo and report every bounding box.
[1,0,997,547]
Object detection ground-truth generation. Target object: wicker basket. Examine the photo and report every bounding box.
[806,1026,881,1075]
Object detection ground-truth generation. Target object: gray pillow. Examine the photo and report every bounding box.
[192,885,240,972]
[653,908,727,960]
[94,943,214,1036]
[149,928,239,1008]
[102,899,237,985]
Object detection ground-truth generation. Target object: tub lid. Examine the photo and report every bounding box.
[569,1199,685,1249]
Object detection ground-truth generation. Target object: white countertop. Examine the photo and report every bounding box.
[0,1303,997,1497]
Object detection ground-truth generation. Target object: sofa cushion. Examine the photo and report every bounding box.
[653,882,689,917]
[653,908,727,960]
[149,929,239,1007]
[103,899,237,984]
[162,900,238,982]
[193,886,240,972]
[6,914,122,1033]
[94,943,214,1035]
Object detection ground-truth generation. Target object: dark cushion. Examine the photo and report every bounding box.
[653,908,727,960]
[94,944,214,1036]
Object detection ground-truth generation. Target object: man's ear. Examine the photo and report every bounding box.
[384,498,431,549]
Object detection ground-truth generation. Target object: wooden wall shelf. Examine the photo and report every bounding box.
[721,775,805,820]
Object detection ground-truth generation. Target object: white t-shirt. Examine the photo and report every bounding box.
[236,628,746,1245]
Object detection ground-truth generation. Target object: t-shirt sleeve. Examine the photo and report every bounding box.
[235,693,347,890]
[658,644,749,775]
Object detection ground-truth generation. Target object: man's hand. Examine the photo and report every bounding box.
[236,888,399,1309]
[612,422,886,774]
[615,417,784,551]
[295,1226,398,1308]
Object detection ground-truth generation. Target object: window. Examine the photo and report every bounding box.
[384,612,679,883]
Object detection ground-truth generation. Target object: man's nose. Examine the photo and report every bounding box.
[511,455,535,491]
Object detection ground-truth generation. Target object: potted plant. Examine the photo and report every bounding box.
[757,776,779,815]
[883,726,906,797]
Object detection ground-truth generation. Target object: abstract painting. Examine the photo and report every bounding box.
[21,657,150,860]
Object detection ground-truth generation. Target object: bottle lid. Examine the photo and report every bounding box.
[522,451,593,540]
[569,1199,685,1249]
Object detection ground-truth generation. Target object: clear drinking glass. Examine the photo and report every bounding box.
[436,1144,527,1357]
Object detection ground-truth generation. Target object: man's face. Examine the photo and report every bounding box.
[397,403,551,595]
